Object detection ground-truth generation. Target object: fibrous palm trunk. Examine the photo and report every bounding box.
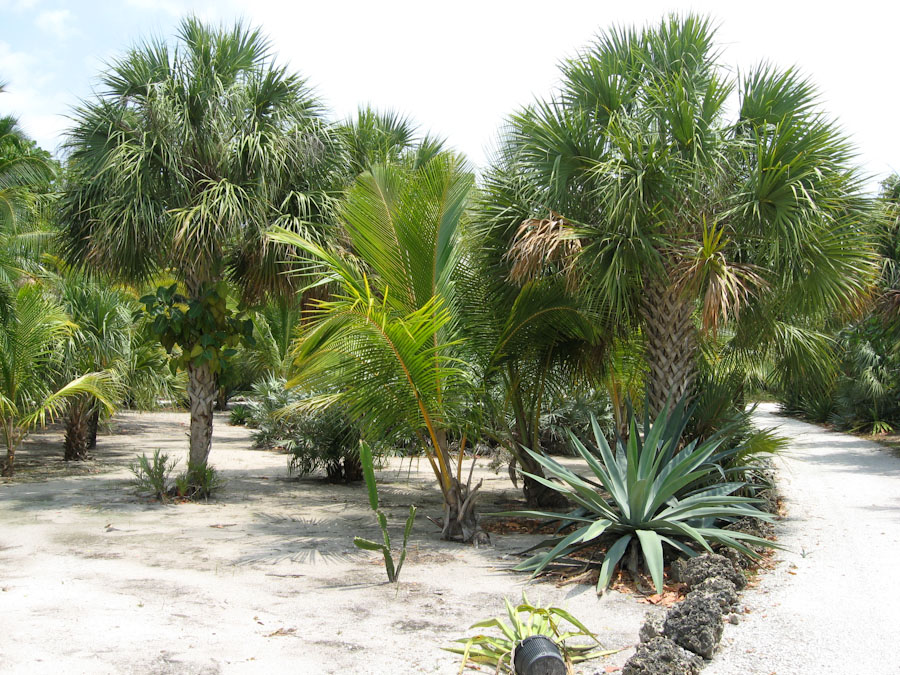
[188,361,217,468]
[87,407,100,449]
[641,276,698,416]
[432,429,489,544]
[64,397,93,461]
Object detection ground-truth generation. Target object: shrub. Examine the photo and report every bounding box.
[175,461,224,501]
[504,400,777,594]
[229,404,250,426]
[130,450,177,501]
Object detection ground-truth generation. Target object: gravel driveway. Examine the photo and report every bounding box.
[706,404,900,675]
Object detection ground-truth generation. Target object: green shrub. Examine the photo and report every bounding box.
[504,401,777,594]
[130,450,177,501]
[445,593,614,673]
[175,461,224,501]
[229,404,250,426]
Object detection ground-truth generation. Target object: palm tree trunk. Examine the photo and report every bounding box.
[188,361,217,467]
[87,406,100,449]
[641,276,698,416]
[64,398,92,461]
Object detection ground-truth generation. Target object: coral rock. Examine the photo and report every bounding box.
[622,637,704,675]
[663,594,724,659]
[680,553,746,590]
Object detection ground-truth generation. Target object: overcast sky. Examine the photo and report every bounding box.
[2,1,897,190]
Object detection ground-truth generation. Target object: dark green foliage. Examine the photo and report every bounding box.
[229,404,250,426]
[140,281,254,377]
[353,441,417,582]
[503,401,776,594]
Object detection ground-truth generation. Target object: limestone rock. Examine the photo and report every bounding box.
[663,594,724,659]
[639,611,667,643]
[688,575,738,611]
[680,553,746,590]
[622,637,704,675]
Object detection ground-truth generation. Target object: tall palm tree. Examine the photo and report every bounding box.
[0,285,115,475]
[269,154,484,541]
[0,87,55,292]
[489,14,874,415]
[60,18,342,469]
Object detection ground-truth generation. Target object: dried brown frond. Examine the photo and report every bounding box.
[505,211,582,290]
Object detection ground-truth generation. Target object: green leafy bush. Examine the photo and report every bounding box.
[506,402,776,594]
[445,593,614,673]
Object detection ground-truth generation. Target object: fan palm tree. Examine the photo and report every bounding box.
[0,89,56,292]
[269,154,485,541]
[59,17,342,469]
[0,285,115,475]
[490,14,875,415]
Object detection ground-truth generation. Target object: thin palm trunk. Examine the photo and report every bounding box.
[87,406,99,449]
[188,361,217,467]
[642,276,698,416]
[64,396,93,461]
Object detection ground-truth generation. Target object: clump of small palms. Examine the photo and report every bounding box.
[0,286,116,476]
[175,461,224,501]
[505,400,776,594]
[445,593,614,673]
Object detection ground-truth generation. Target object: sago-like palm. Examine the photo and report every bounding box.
[60,18,341,468]
[0,286,115,476]
[489,14,874,414]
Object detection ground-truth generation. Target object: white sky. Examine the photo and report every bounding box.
[2,1,898,190]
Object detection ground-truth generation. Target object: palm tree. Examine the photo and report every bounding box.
[59,18,341,469]
[269,154,484,541]
[337,106,445,176]
[0,86,55,292]
[489,14,874,415]
[0,285,115,475]
[53,272,132,460]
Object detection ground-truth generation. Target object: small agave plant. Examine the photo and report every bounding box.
[504,400,777,594]
[445,593,615,673]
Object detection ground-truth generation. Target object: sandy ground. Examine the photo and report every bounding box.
[706,404,900,675]
[0,411,650,674]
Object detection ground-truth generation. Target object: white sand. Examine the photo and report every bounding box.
[0,411,648,674]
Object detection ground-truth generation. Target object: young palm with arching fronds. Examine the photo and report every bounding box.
[488,15,875,415]
[60,18,344,470]
[0,285,115,475]
[270,154,485,541]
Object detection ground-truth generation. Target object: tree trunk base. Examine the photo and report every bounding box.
[439,478,490,544]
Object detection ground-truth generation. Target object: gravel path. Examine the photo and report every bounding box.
[706,404,900,675]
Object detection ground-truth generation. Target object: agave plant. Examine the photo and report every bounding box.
[445,593,614,673]
[507,401,776,594]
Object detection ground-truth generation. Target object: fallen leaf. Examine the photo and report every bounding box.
[265,627,296,637]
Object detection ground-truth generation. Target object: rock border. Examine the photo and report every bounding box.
[622,553,745,674]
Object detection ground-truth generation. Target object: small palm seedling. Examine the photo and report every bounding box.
[505,401,777,594]
[445,593,614,674]
[353,441,416,582]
